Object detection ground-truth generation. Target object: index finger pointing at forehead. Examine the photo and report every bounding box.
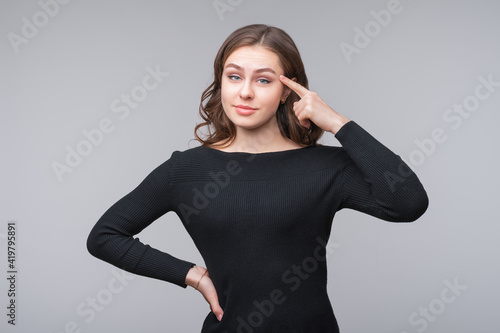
[279,75,310,98]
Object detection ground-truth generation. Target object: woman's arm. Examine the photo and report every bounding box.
[279,75,428,221]
[87,154,224,320]
[335,121,429,222]
[86,157,196,287]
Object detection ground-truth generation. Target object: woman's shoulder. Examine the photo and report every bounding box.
[170,145,210,159]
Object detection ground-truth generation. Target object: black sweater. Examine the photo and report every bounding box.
[87,120,429,332]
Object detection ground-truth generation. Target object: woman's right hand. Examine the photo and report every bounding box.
[185,265,224,321]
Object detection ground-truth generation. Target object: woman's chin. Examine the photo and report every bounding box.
[226,111,279,132]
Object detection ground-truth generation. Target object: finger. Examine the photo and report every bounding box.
[206,289,224,321]
[279,75,310,98]
[296,114,310,128]
[198,276,224,321]
[211,301,224,321]
[291,102,310,128]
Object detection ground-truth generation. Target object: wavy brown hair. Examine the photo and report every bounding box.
[194,24,324,148]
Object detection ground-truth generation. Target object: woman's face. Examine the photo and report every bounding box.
[220,45,290,131]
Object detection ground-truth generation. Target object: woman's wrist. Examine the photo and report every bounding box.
[185,265,207,288]
[328,114,351,135]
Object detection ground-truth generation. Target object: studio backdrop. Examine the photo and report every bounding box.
[1,0,499,332]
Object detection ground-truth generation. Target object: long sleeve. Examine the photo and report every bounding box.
[335,120,429,222]
[86,155,195,288]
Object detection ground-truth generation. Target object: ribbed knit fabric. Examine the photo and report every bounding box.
[87,120,429,332]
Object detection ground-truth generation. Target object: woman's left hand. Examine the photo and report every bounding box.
[279,75,350,135]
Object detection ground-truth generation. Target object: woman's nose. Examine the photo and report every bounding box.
[239,81,254,100]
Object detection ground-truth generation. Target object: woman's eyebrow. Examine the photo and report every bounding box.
[225,63,277,75]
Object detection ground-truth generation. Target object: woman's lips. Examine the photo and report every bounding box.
[235,105,256,115]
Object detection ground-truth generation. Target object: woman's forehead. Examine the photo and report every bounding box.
[224,45,283,72]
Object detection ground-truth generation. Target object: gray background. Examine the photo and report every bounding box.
[1,0,499,332]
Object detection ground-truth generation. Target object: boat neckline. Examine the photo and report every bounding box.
[200,145,315,155]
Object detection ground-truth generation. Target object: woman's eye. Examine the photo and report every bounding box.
[227,75,270,84]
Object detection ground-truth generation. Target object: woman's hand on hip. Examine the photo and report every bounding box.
[186,265,223,321]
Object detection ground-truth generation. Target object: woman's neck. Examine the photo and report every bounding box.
[212,123,304,153]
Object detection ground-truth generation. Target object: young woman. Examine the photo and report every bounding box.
[87,24,429,332]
